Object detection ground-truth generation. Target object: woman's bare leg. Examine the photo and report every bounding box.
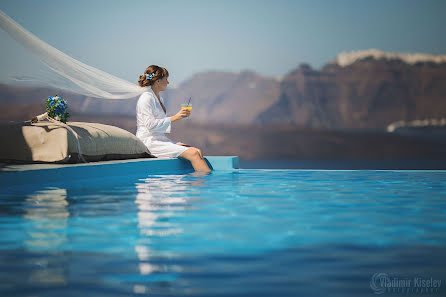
[179,147,211,172]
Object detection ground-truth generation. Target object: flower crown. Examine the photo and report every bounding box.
[145,73,155,80]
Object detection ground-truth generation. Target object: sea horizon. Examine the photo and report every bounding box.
[239,158,446,170]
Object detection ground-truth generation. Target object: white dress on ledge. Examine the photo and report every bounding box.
[136,89,188,158]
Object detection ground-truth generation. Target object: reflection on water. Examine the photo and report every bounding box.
[23,188,70,286]
[135,177,188,237]
[133,174,207,294]
[135,174,202,241]
[24,188,69,250]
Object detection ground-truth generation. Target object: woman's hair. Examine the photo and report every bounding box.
[138,65,169,87]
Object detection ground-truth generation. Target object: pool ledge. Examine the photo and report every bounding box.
[0,156,239,187]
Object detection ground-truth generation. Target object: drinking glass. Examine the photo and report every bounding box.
[181,103,192,119]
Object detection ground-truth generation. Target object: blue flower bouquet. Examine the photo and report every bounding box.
[32,95,70,123]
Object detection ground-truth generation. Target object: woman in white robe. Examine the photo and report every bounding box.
[136,65,211,172]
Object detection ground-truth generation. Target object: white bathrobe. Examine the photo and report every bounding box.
[136,89,188,158]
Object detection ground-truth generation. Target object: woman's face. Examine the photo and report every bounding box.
[157,76,169,91]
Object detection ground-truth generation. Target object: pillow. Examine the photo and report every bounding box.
[0,121,153,163]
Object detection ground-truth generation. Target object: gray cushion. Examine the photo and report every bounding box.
[0,121,153,163]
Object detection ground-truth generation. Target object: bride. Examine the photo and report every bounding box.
[136,65,211,172]
[0,11,211,172]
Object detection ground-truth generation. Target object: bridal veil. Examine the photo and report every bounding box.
[0,10,147,99]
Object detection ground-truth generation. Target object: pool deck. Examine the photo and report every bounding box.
[0,156,239,188]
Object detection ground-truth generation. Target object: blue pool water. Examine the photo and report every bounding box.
[1,169,445,296]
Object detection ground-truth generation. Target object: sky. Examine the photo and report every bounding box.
[1,0,445,85]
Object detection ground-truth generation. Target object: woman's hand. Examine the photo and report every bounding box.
[171,108,190,122]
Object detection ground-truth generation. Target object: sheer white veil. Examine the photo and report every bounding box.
[0,10,148,99]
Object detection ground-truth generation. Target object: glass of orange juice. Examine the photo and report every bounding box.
[181,103,192,119]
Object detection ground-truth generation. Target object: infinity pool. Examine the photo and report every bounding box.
[1,169,445,296]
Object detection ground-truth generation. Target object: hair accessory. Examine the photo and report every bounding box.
[145,73,154,80]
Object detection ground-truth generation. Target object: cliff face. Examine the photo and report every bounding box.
[166,54,446,129]
[256,59,446,129]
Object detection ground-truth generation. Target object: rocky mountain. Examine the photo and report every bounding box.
[257,51,446,129]
[1,49,445,130]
